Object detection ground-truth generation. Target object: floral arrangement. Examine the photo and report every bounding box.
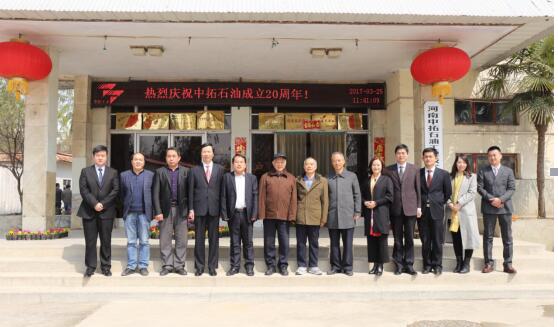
[5,228,70,240]
[149,225,229,239]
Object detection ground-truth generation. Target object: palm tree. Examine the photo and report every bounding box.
[479,35,553,218]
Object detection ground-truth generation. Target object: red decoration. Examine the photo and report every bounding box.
[410,46,471,103]
[0,38,52,100]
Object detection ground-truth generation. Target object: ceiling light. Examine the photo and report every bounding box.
[130,46,146,56]
[327,48,343,58]
[310,48,327,58]
[147,46,164,56]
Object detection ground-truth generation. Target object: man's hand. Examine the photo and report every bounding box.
[490,198,503,208]
[353,214,361,221]
[417,208,422,218]
[94,203,103,212]
[188,210,195,222]
[154,214,164,222]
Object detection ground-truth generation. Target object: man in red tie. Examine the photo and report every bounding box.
[419,147,452,275]
[188,143,225,276]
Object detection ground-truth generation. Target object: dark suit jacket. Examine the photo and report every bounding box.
[152,166,189,218]
[220,172,258,221]
[188,163,224,217]
[419,167,452,220]
[477,165,515,215]
[120,169,154,219]
[77,165,120,220]
[362,174,393,235]
[386,163,421,217]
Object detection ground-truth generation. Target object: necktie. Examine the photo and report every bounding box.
[98,168,104,186]
[205,165,211,183]
[493,167,498,177]
[398,166,404,178]
[427,170,432,188]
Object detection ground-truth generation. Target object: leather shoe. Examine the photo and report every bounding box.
[84,268,95,277]
[369,263,378,275]
[160,268,171,276]
[403,267,417,276]
[227,269,239,276]
[482,263,494,273]
[246,268,255,276]
[433,267,442,275]
[327,269,341,275]
[121,268,135,276]
[394,267,402,275]
[503,264,517,274]
[422,266,432,274]
[139,268,149,276]
[175,268,188,275]
[265,267,276,276]
[101,269,112,277]
[343,270,353,276]
[209,269,217,276]
[195,269,204,276]
[376,264,384,276]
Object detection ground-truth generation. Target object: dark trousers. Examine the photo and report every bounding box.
[418,208,445,269]
[328,228,354,272]
[391,214,416,269]
[367,234,389,263]
[228,210,254,270]
[159,206,188,271]
[451,227,473,259]
[83,217,114,271]
[195,215,219,271]
[296,224,320,268]
[483,214,513,265]
[263,219,290,269]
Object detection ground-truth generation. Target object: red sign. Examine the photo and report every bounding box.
[303,119,321,129]
[234,137,247,156]
[92,81,386,109]
[374,137,385,162]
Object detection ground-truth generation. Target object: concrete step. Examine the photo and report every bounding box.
[0,255,551,273]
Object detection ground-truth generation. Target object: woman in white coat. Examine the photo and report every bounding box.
[446,155,481,273]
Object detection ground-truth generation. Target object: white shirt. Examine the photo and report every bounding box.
[397,162,407,175]
[234,173,246,209]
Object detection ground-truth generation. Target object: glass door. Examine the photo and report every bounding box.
[138,134,169,172]
[171,134,204,169]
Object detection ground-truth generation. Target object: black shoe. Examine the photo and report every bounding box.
[101,269,112,277]
[376,264,384,276]
[433,267,442,275]
[139,268,149,276]
[195,269,204,276]
[265,267,276,276]
[175,268,188,275]
[246,267,255,276]
[160,268,171,276]
[394,266,402,275]
[84,268,95,277]
[327,269,341,275]
[459,263,470,274]
[121,268,135,276]
[369,263,378,275]
[209,269,217,276]
[422,266,432,274]
[403,267,417,275]
[279,267,289,276]
[453,256,463,273]
[343,270,353,276]
[227,268,239,276]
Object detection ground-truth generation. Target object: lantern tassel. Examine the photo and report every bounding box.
[432,81,451,104]
[6,77,28,101]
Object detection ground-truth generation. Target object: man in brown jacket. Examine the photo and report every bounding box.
[258,152,297,276]
[295,157,328,275]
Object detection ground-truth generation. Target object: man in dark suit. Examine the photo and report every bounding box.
[220,154,258,276]
[77,145,120,277]
[119,153,154,277]
[152,147,190,276]
[386,144,422,275]
[478,145,516,274]
[419,147,452,275]
[188,143,225,276]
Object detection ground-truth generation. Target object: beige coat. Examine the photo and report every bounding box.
[296,174,329,226]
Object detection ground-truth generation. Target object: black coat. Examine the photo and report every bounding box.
[362,175,393,235]
[420,167,452,220]
[152,166,189,218]
[220,172,258,221]
[188,163,224,217]
[77,165,120,220]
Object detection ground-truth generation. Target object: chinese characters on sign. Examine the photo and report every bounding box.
[423,101,444,168]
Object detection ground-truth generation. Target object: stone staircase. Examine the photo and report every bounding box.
[0,228,553,303]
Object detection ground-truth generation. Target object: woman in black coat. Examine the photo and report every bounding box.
[362,157,393,276]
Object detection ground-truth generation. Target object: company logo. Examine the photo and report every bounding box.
[97,83,124,104]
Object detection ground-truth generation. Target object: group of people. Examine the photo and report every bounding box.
[55,183,72,215]
[77,142,516,278]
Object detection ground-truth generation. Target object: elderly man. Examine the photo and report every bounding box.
[327,152,361,276]
[295,157,328,276]
[258,152,297,276]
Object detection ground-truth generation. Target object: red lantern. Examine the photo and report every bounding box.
[0,38,52,100]
[411,46,471,103]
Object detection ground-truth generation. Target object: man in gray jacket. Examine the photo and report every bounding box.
[477,145,516,274]
[327,152,361,276]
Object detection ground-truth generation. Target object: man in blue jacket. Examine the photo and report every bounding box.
[120,153,154,276]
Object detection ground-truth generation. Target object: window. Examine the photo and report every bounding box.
[457,153,519,178]
[454,100,517,125]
